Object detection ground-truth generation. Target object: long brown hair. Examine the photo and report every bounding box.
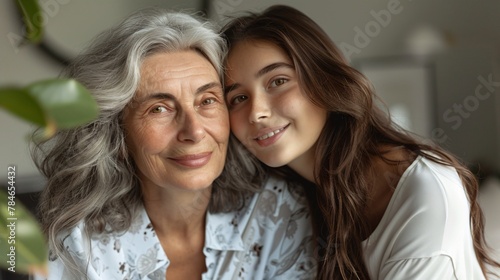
[222,5,500,279]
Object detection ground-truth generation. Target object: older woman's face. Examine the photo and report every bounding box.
[124,50,229,192]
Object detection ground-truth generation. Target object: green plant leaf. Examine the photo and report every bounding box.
[0,79,99,135]
[0,88,47,126]
[0,189,48,276]
[27,79,99,129]
[15,0,43,43]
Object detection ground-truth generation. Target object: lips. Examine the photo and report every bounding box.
[253,124,289,147]
[256,127,285,140]
[169,152,212,168]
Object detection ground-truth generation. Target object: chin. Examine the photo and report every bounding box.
[190,170,222,190]
[189,174,220,189]
[258,156,289,168]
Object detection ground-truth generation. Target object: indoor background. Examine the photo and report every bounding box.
[1,0,499,277]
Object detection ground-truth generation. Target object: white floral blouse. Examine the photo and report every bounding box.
[38,175,317,280]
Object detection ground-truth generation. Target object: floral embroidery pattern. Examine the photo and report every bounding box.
[42,175,317,280]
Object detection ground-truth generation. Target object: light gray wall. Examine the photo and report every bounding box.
[1,0,500,192]
[209,0,500,57]
[434,46,499,170]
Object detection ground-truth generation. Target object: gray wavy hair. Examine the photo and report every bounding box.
[31,7,263,276]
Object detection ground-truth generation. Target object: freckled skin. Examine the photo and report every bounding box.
[225,40,327,179]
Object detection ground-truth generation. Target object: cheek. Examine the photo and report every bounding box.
[209,111,231,144]
[229,111,246,140]
[127,122,166,158]
[300,104,327,136]
[281,94,327,132]
[279,97,301,117]
[280,91,317,117]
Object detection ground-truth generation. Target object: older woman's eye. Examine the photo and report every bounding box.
[151,106,168,113]
[270,78,288,88]
[201,98,216,106]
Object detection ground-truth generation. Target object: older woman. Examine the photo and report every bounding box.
[32,8,316,280]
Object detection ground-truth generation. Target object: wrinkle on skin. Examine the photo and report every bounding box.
[122,50,229,229]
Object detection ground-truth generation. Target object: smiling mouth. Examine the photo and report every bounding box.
[170,152,212,168]
[254,124,289,140]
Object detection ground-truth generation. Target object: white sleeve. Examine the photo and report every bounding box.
[364,158,485,280]
[381,255,458,280]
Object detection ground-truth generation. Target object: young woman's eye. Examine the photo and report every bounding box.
[230,95,248,106]
[270,78,288,88]
[151,106,168,113]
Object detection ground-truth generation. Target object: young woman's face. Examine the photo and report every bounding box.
[225,40,327,171]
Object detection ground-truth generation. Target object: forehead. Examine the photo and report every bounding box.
[225,40,292,75]
[138,50,219,91]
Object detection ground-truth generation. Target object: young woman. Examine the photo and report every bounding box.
[222,5,500,280]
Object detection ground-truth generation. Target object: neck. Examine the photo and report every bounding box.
[288,145,318,183]
[142,185,212,237]
[364,145,415,235]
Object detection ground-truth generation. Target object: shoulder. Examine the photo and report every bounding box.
[206,174,312,245]
[57,209,146,253]
[396,155,469,212]
[365,156,482,279]
[221,174,311,230]
[219,174,317,278]
[370,156,472,258]
[48,207,166,278]
[242,174,312,229]
[50,220,115,268]
[43,222,91,279]
[259,174,310,211]
[56,221,88,258]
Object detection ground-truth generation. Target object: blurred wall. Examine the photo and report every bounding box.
[1,0,500,192]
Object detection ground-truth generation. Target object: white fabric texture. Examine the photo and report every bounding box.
[37,175,316,280]
[478,176,500,278]
[362,155,485,280]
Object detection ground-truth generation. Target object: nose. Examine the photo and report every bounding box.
[177,108,206,143]
[249,93,271,124]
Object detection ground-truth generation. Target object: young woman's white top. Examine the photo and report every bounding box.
[363,155,485,280]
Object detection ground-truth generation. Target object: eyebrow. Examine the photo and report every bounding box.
[256,62,294,78]
[224,62,294,95]
[136,82,222,104]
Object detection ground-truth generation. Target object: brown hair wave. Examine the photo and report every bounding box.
[221,4,500,279]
